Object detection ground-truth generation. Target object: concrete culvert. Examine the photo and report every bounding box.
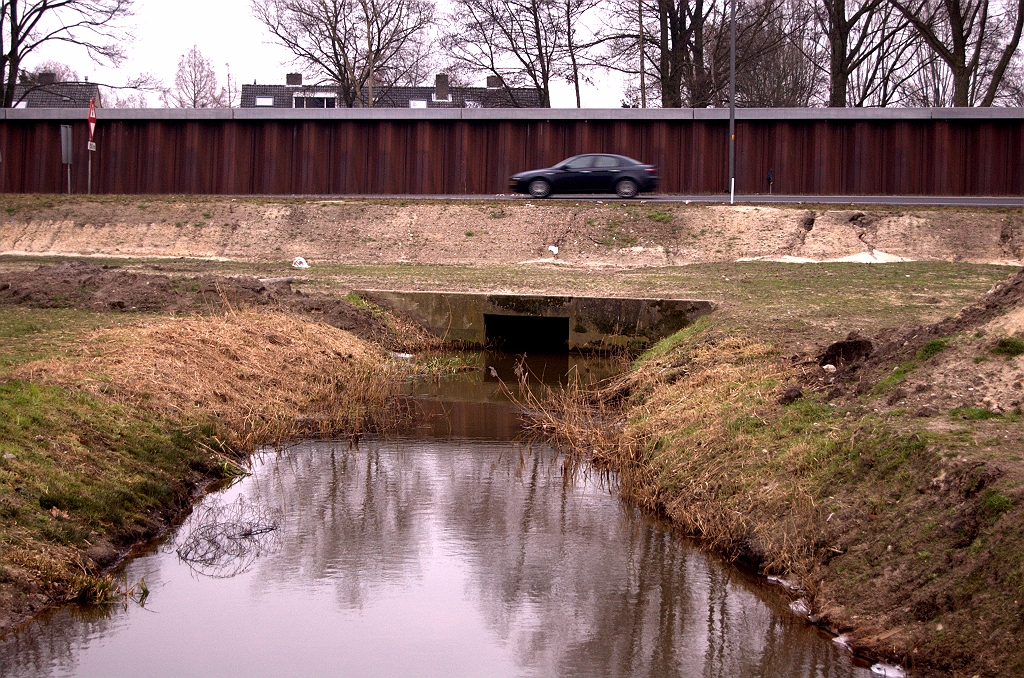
[484,314,569,352]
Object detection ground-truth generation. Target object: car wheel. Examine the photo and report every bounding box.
[528,179,551,198]
[615,178,639,198]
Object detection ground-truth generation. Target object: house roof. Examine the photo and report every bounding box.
[240,83,544,109]
[12,82,101,108]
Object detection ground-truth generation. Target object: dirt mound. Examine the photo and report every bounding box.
[0,262,433,351]
[812,269,1024,409]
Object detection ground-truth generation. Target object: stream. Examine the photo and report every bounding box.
[0,352,872,678]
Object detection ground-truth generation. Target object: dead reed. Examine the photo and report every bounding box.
[17,310,411,451]
[522,329,841,576]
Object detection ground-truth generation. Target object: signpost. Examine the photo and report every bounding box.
[87,99,97,194]
[60,125,73,194]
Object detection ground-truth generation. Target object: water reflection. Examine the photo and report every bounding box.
[401,350,622,439]
[0,439,869,678]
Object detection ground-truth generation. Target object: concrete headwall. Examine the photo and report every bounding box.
[357,290,716,350]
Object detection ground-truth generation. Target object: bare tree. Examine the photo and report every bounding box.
[808,0,882,106]
[739,4,822,106]
[0,0,132,108]
[843,3,923,105]
[889,0,1024,106]
[165,46,224,108]
[601,0,794,108]
[252,0,434,108]
[223,62,239,108]
[441,0,563,107]
[23,58,78,82]
[563,0,601,107]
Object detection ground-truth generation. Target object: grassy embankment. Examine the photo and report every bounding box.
[530,276,1024,677]
[0,304,412,627]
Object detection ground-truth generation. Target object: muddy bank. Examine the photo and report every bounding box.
[0,196,1022,267]
[531,269,1024,677]
[0,308,415,634]
[0,261,437,352]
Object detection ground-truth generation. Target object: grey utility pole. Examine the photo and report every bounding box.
[729,0,736,204]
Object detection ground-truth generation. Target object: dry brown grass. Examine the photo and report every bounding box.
[16,310,408,450]
[525,330,855,575]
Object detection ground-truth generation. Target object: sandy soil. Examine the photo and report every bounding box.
[1,197,1022,268]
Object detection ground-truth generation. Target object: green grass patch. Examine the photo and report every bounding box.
[0,378,224,560]
[636,316,712,366]
[647,210,673,223]
[981,488,1015,517]
[916,338,949,360]
[992,337,1024,357]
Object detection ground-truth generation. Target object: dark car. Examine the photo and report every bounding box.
[509,154,658,198]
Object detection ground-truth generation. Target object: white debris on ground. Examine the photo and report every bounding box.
[737,250,909,264]
[291,256,310,269]
[870,663,906,678]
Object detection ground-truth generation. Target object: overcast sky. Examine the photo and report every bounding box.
[33,0,625,108]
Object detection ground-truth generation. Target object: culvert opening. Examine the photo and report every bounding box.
[484,314,570,353]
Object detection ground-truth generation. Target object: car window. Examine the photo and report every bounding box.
[562,155,595,169]
[620,156,642,166]
[594,155,621,168]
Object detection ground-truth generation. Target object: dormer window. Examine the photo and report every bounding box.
[255,96,274,107]
[294,95,337,108]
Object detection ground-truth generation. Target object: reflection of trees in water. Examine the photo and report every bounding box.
[436,444,863,678]
[0,441,866,678]
[0,592,132,677]
[247,443,435,610]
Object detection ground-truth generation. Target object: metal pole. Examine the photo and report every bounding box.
[729,0,736,205]
[88,152,92,195]
[67,165,71,195]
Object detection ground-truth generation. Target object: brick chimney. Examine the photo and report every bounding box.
[486,75,502,89]
[37,72,57,86]
[286,73,303,86]
[434,73,450,100]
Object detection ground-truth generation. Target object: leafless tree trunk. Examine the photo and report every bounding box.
[889,0,1024,106]
[223,63,239,108]
[563,0,599,107]
[601,0,791,108]
[809,0,886,106]
[165,46,223,108]
[1,0,132,108]
[252,0,434,108]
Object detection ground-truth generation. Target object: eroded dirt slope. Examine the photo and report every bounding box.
[1,197,1022,267]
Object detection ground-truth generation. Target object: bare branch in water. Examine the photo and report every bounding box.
[175,496,282,578]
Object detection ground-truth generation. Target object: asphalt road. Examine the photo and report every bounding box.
[315,193,1024,207]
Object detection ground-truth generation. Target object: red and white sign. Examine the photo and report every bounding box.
[88,99,97,142]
